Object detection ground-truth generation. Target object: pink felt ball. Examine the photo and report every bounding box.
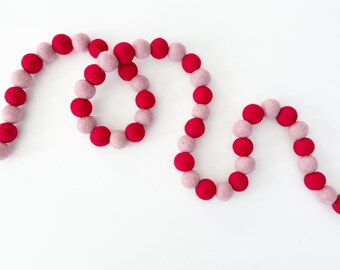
[235,156,256,174]
[130,75,149,92]
[11,70,32,89]
[36,42,57,63]
[134,109,154,126]
[168,42,186,62]
[72,33,90,52]
[1,105,24,124]
[77,116,97,134]
[74,80,96,99]
[316,185,338,204]
[288,121,309,140]
[298,155,318,174]
[192,104,210,120]
[190,69,211,87]
[233,120,253,137]
[110,130,128,149]
[216,181,234,201]
[97,51,118,72]
[133,39,150,59]
[261,99,281,119]
[177,135,196,153]
[181,170,200,188]
[0,142,9,160]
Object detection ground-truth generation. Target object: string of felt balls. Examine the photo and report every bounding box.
[0,33,339,215]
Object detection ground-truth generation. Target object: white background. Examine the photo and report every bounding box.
[0,0,339,269]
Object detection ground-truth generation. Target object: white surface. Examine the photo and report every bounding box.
[0,0,339,269]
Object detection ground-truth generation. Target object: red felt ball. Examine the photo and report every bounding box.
[242,104,264,124]
[0,123,18,143]
[185,118,205,138]
[304,172,326,190]
[332,195,340,214]
[293,138,315,156]
[21,53,43,74]
[113,42,135,64]
[52,34,73,55]
[125,122,145,142]
[90,126,111,147]
[88,39,109,58]
[118,62,138,81]
[193,86,213,104]
[150,38,169,59]
[84,64,106,85]
[70,98,92,117]
[195,179,217,200]
[228,172,249,192]
[4,87,27,106]
[232,137,254,156]
[135,90,156,109]
[276,106,298,127]
[174,152,195,172]
[182,53,201,73]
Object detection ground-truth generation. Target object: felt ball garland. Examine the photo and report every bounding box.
[0,33,339,216]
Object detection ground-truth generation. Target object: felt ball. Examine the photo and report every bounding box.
[114,42,135,64]
[181,170,200,188]
[182,53,201,73]
[233,137,254,157]
[233,120,253,137]
[11,69,32,89]
[74,80,96,99]
[242,104,264,124]
[110,130,128,149]
[4,87,27,106]
[0,123,18,143]
[192,104,210,120]
[135,90,156,109]
[150,38,169,59]
[133,39,150,59]
[130,75,149,92]
[70,98,92,117]
[304,172,326,191]
[21,53,43,74]
[177,135,196,152]
[298,155,318,174]
[97,51,118,72]
[71,33,90,52]
[216,181,234,201]
[190,69,211,87]
[1,105,24,124]
[36,42,57,63]
[235,156,256,174]
[125,122,145,142]
[332,195,340,214]
[0,142,9,160]
[193,86,213,104]
[261,99,281,119]
[288,121,309,140]
[174,152,195,172]
[84,64,106,85]
[195,179,217,200]
[228,172,249,192]
[118,62,138,81]
[168,42,186,62]
[184,118,205,138]
[52,34,73,55]
[88,39,109,58]
[77,116,97,134]
[90,126,111,147]
[134,109,154,126]
[293,138,315,156]
[316,186,337,204]
[276,106,298,127]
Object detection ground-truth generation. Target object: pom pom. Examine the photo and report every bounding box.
[135,90,156,109]
[184,118,205,138]
[150,38,169,59]
[298,155,318,174]
[114,42,135,64]
[110,130,128,149]
[21,53,43,74]
[52,34,73,55]
[182,53,201,73]
[316,186,337,204]
[84,64,106,85]
[289,121,309,140]
[177,135,196,152]
[11,70,32,89]
[242,104,264,124]
[88,39,108,58]
[276,106,298,127]
[233,120,253,137]
[304,172,326,190]
[232,137,254,157]
[228,172,249,192]
[90,126,111,147]
[168,42,186,62]
[74,80,96,99]
[235,156,256,174]
[125,122,145,142]
[1,105,24,124]
[190,69,211,87]
[130,75,149,92]
[77,116,97,134]
[133,39,150,59]
[181,170,200,188]
[134,109,154,126]
[72,33,90,52]
[261,99,281,119]
[332,195,340,214]
[0,142,9,160]
[193,86,213,104]
[192,104,210,120]
[4,87,26,106]
[0,123,18,143]
[36,42,56,63]
[97,51,118,72]
[216,181,233,201]
[118,62,138,81]
[70,98,92,117]
[195,179,217,200]
[293,138,315,156]
[174,152,195,172]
